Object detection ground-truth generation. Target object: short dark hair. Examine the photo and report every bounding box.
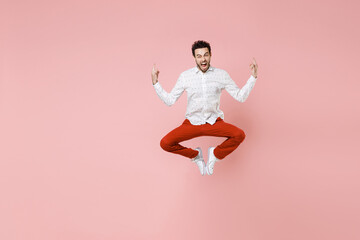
[191,40,211,57]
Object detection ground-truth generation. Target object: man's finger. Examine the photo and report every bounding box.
[253,58,257,65]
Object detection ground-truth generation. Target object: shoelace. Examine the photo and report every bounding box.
[208,159,218,171]
[194,159,205,174]
[209,162,214,170]
[195,159,204,166]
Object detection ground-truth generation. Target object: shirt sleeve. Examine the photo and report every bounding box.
[223,71,257,103]
[152,73,185,106]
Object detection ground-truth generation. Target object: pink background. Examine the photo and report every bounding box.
[1,0,359,239]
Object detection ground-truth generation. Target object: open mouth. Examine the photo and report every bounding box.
[201,62,207,67]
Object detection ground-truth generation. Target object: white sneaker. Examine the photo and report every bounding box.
[206,147,219,175]
[191,147,205,176]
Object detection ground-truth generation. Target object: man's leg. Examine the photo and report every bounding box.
[160,119,203,159]
[202,117,246,160]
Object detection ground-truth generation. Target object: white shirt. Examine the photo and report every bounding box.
[153,65,257,125]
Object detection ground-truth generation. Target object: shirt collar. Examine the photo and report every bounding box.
[194,65,215,74]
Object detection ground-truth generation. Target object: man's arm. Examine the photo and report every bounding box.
[152,64,185,106]
[223,58,258,103]
[224,73,257,103]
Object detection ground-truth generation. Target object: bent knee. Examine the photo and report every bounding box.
[160,137,172,151]
[234,128,246,142]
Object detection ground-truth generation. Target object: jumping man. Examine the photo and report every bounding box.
[151,40,258,176]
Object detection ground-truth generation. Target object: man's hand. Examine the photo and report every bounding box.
[152,64,160,85]
[249,58,258,78]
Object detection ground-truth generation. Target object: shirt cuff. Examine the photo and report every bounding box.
[249,75,257,82]
[153,81,162,92]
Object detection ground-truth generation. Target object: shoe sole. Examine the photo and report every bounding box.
[207,147,213,175]
[196,147,206,176]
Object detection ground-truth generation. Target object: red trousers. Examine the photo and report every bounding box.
[160,117,246,160]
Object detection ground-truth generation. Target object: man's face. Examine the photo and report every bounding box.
[194,48,211,73]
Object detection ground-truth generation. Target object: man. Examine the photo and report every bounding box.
[151,40,258,176]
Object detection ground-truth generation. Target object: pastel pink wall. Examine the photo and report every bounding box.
[1,0,359,239]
